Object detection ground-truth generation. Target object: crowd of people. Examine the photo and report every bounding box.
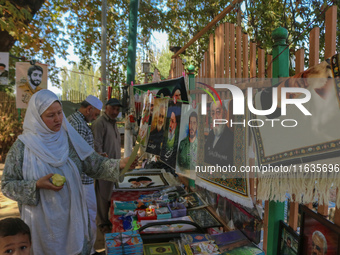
[1,89,136,255]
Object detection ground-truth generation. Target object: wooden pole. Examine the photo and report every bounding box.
[172,0,243,59]
[236,26,242,78]
[224,23,230,78]
[324,5,337,59]
[309,27,319,67]
[209,34,215,78]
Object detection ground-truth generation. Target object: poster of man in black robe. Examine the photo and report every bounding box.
[160,101,182,169]
[146,98,168,155]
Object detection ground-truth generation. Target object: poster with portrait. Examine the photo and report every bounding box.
[203,99,234,167]
[0,52,9,85]
[137,92,153,149]
[278,221,299,255]
[196,96,253,208]
[114,173,169,191]
[146,97,168,155]
[133,76,189,103]
[160,101,182,169]
[176,104,198,174]
[16,62,48,108]
[300,205,340,255]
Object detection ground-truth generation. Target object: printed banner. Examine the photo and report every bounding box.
[195,92,253,208]
[252,59,340,205]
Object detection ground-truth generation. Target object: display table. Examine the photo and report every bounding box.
[108,189,264,255]
[110,190,154,232]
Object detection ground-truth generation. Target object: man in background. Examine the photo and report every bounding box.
[178,111,198,170]
[92,98,122,236]
[67,95,102,255]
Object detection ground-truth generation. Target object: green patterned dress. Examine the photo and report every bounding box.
[1,139,121,255]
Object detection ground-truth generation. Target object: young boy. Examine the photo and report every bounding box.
[0,218,31,255]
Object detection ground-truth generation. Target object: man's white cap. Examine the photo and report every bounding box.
[85,95,103,110]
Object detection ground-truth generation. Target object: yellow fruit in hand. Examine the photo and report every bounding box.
[51,174,66,187]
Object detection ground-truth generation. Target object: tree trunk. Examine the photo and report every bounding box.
[0,0,45,51]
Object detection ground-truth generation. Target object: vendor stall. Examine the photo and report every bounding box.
[107,7,340,254]
[107,169,265,255]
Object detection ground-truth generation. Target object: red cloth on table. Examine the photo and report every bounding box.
[110,190,154,233]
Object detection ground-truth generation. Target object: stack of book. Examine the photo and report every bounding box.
[211,230,264,255]
[105,230,143,255]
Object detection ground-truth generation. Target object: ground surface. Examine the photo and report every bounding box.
[0,163,20,220]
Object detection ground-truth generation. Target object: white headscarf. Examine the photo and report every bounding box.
[19,90,94,255]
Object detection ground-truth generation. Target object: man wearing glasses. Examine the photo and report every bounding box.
[204,100,234,167]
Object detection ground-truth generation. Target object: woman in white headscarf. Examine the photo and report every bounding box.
[1,90,133,255]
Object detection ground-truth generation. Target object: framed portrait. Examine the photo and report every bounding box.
[114,173,169,191]
[300,205,340,255]
[181,192,207,209]
[277,221,299,255]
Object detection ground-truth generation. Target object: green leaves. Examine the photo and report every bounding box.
[0,1,31,40]
[1,0,338,92]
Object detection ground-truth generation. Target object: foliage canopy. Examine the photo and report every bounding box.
[0,0,339,93]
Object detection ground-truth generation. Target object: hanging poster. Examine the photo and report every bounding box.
[16,62,48,108]
[203,99,234,167]
[253,58,340,205]
[160,101,182,169]
[133,76,189,103]
[176,104,198,173]
[195,95,253,208]
[0,52,9,85]
[146,97,168,155]
[137,92,153,149]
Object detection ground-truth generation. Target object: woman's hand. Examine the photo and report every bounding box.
[119,157,138,170]
[36,174,64,191]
